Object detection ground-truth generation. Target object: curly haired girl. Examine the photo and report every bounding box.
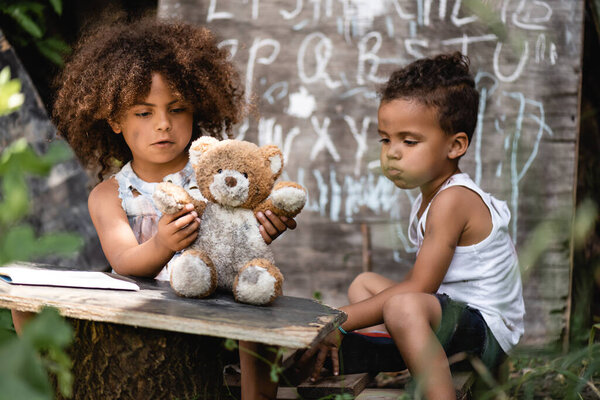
[50,16,292,400]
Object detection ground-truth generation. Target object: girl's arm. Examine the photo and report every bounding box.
[88,178,200,278]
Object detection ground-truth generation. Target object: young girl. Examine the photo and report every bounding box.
[51,16,293,400]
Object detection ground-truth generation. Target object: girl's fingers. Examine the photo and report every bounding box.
[258,225,273,245]
[162,203,195,223]
[264,211,287,232]
[173,211,198,229]
[281,216,297,230]
[256,212,278,237]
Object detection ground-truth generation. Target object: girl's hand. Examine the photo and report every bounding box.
[297,328,343,382]
[156,204,201,252]
[256,210,297,244]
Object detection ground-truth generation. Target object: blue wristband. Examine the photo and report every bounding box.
[338,326,347,335]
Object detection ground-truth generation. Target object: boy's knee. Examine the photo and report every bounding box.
[348,272,377,292]
[382,293,432,327]
[382,294,414,326]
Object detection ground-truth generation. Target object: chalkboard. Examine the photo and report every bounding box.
[157,0,584,347]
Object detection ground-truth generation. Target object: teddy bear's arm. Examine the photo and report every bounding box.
[153,182,206,216]
[254,181,307,219]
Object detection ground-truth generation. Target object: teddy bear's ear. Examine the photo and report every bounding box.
[261,145,284,178]
[189,137,219,164]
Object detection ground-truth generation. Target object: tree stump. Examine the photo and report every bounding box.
[59,319,229,400]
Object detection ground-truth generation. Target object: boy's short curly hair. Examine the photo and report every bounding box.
[53,17,245,180]
[379,52,479,143]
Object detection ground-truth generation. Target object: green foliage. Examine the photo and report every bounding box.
[0,137,83,265]
[0,0,70,66]
[0,66,24,116]
[0,308,73,400]
[0,67,77,398]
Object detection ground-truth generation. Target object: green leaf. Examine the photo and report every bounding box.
[0,338,53,400]
[0,168,30,225]
[7,6,43,38]
[0,67,10,85]
[35,41,64,66]
[0,68,24,117]
[0,309,16,344]
[34,232,84,258]
[224,338,238,351]
[40,140,73,165]
[48,0,62,15]
[0,225,37,263]
[23,308,73,350]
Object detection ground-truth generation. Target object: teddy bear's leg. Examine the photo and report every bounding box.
[169,250,217,298]
[233,259,283,305]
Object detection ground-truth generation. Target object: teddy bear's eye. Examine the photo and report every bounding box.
[243,173,248,178]
[217,169,222,174]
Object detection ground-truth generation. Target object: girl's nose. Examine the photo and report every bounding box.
[156,111,171,132]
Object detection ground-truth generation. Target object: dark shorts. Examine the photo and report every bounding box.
[333,293,506,374]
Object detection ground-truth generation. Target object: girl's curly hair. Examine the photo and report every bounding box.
[53,16,245,180]
[379,52,479,143]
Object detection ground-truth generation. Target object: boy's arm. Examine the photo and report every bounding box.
[88,179,199,278]
[339,187,471,332]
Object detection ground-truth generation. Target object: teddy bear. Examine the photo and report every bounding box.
[152,137,307,305]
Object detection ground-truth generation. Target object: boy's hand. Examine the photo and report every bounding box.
[256,210,297,244]
[297,328,343,382]
[156,204,200,252]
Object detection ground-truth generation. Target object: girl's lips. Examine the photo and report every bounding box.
[152,140,174,146]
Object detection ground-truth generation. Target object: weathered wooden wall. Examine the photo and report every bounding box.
[0,1,585,347]
[157,0,584,347]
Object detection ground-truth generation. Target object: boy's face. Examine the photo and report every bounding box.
[110,73,193,173]
[377,99,459,191]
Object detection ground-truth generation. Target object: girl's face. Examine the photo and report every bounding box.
[110,73,193,179]
[377,99,462,192]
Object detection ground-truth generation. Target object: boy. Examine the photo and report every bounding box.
[298,52,525,400]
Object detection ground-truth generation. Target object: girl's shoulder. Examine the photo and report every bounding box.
[88,177,120,213]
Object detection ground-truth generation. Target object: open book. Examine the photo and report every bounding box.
[0,263,139,291]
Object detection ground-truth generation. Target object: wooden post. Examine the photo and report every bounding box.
[361,223,372,273]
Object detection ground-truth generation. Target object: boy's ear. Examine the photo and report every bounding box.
[448,132,469,160]
[108,120,122,134]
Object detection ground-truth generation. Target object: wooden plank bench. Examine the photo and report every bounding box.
[0,262,346,399]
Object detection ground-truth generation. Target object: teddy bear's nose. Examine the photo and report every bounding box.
[225,176,237,187]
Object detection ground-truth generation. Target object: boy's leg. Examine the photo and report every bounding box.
[239,340,278,400]
[383,293,456,400]
[348,272,396,332]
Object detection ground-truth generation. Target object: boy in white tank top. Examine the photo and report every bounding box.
[298,52,525,400]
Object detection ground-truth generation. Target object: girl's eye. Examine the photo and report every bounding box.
[217,169,222,173]
[170,107,186,113]
[378,138,389,144]
[135,112,151,117]
[404,140,418,145]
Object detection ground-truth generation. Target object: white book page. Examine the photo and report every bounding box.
[0,265,139,291]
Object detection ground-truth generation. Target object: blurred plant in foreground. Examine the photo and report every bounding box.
[0,65,80,399]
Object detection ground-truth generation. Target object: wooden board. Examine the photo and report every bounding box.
[157,0,585,346]
[0,262,346,349]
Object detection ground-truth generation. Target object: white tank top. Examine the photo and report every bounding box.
[408,173,525,353]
